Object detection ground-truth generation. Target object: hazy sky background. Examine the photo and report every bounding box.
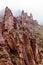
[0,0,43,25]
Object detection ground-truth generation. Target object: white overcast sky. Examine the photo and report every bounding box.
[0,0,43,25]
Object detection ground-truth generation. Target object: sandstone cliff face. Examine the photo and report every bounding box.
[0,7,42,65]
[17,10,38,26]
[0,22,13,65]
[4,7,14,32]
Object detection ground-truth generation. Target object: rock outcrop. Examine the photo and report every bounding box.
[17,10,38,26]
[0,22,13,65]
[0,7,42,65]
[4,7,14,32]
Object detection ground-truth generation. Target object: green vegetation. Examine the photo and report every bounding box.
[39,35,43,40]
[13,29,23,34]
[32,25,43,40]
[32,25,43,53]
[0,53,4,58]
[18,62,21,65]
[11,55,17,60]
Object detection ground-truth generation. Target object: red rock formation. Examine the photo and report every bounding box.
[0,22,5,45]
[4,7,14,32]
[30,38,41,64]
[23,33,36,65]
[0,22,13,65]
[17,10,38,26]
[0,7,42,65]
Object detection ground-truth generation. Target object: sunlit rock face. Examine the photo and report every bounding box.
[17,10,38,27]
[0,7,42,65]
[4,7,14,32]
[0,22,5,45]
[0,23,13,65]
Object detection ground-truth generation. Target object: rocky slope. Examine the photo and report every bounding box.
[32,25,43,53]
[17,10,43,54]
[0,7,43,65]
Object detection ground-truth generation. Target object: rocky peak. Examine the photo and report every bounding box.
[4,7,14,32]
[30,13,33,20]
[5,7,13,16]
